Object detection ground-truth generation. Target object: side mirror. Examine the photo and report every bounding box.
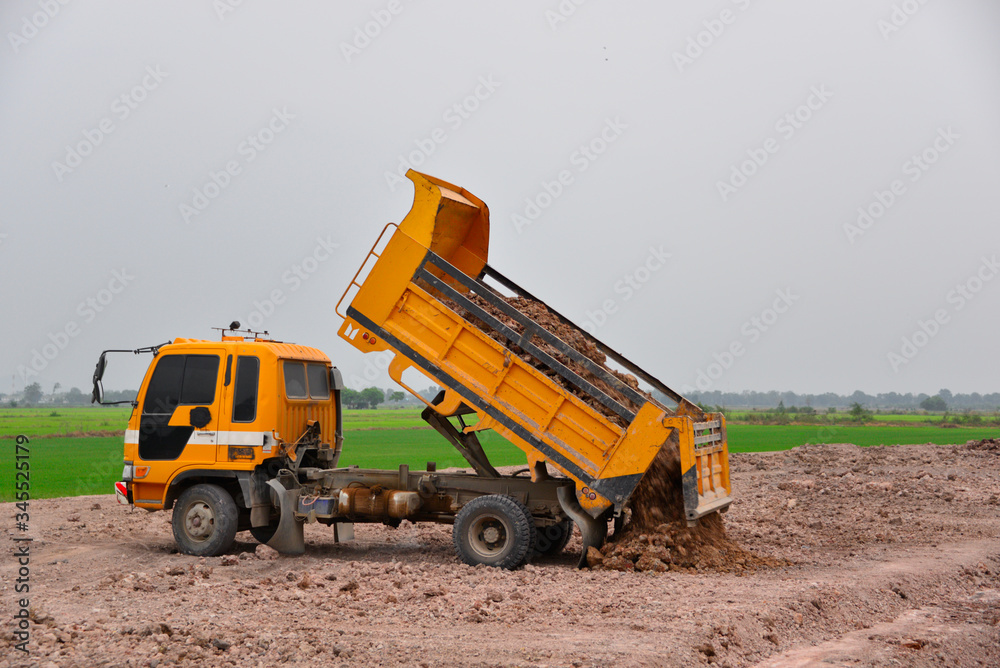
[91,352,108,404]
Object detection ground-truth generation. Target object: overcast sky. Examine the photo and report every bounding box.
[1,1,998,398]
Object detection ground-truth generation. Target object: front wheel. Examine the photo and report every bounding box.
[453,495,536,570]
[172,484,238,556]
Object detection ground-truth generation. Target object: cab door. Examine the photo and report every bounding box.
[137,350,227,464]
[216,351,269,464]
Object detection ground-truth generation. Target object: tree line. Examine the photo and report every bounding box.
[670,388,998,411]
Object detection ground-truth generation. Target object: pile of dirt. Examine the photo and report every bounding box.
[966,437,999,452]
[588,512,781,574]
[588,439,778,573]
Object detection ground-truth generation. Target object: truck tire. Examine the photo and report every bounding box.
[534,519,573,556]
[172,484,239,556]
[453,495,536,570]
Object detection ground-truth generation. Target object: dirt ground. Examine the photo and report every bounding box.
[3,439,999,668]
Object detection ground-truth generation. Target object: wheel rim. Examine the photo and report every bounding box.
[468,514,511,559]
[183,501,215,542]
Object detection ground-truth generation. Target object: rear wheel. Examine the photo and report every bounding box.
[453,495,536,570]
[534,519,574,556]
[249,520,279,545]
[172,484,238,556]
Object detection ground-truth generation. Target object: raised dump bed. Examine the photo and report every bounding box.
[337,170,731,553]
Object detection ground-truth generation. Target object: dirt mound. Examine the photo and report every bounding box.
[588,442,778,573]
[966,438,1000,452]
[590,513,781,574]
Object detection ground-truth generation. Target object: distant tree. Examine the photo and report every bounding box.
[342,388,362,409]
[389,391,405,402]
[360,387,385,409]
[66,387,86,405]
[937,388,953,403]
[23,382,43,406]
[52,382,61,395]
[849,402,872,423]
[920,395,947,412]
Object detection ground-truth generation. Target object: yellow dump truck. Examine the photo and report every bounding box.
[95,170,731,569]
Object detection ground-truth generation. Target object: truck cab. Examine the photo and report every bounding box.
[98,331,344,555]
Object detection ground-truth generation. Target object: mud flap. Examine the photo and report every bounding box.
[557,486,608,568]
[265,479,305,555]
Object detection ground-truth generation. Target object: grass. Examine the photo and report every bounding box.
[725,410,998,426]
[1,407,996,501]
[338,430,525,470]
[0,406,133,437]
[3,437,124,501]
[726,425,998,452]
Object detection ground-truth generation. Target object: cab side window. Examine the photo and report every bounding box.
[307,363,330,399]
[139,354,220,461]
[143,355,185,414]
[284,361,330,400]
[180,356,219,405]
[232,356,260,422]
[284,361,308,399]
